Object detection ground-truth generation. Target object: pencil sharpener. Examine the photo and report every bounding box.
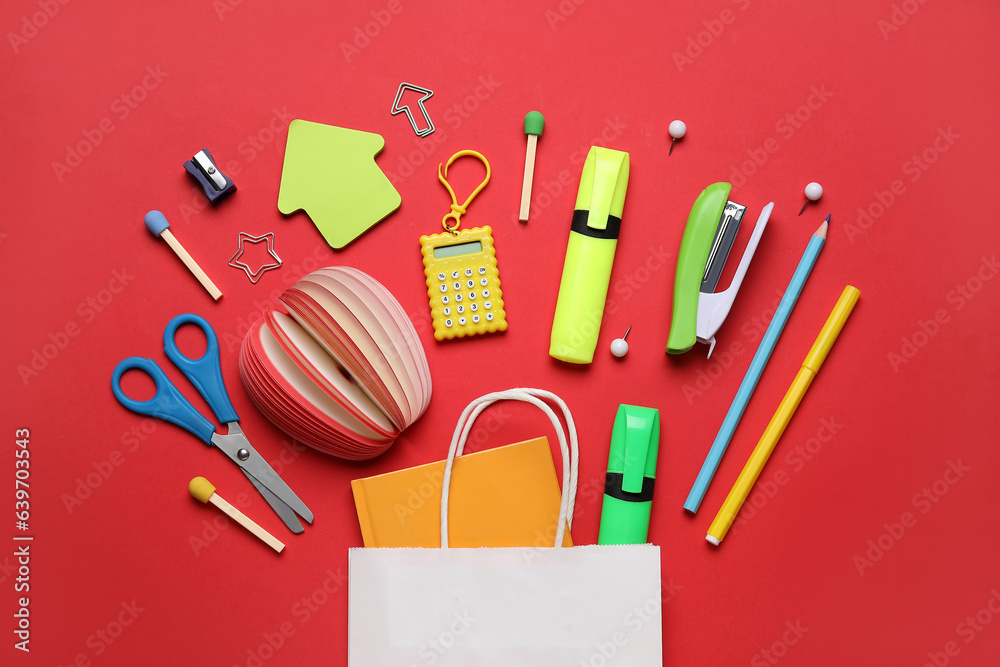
[184,148,236,204]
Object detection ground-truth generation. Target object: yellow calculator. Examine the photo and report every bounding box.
[420,226,507,341]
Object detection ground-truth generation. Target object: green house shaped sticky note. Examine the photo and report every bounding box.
[278,120,401,249]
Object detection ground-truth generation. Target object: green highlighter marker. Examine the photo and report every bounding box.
[598,404,661,545]
[549,146,630,364]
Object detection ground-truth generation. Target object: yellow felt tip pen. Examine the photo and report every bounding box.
[706,285,861,546]
[549,146,630,364]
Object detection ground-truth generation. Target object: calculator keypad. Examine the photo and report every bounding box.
[435,269,486,312]
[421,227,507,341]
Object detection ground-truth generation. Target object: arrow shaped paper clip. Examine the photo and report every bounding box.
[390,82,435,137]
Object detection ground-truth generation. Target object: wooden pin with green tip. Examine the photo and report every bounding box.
[189,477,284,553]
[519,111,545,222]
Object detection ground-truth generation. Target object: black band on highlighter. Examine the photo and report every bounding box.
[603,473,655,502]
[570,209,622,240]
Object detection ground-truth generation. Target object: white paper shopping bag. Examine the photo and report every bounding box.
[349,389,663,666]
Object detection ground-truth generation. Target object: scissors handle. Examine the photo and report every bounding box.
[163,313,239,425]
[111,357,216,444]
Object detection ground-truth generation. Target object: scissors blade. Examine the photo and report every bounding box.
[239,468,304,534]
[210,423,315,527]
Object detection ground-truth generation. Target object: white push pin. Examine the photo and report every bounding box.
[668,120,686,156]
[798,182,823,215]
[610,326,631,358]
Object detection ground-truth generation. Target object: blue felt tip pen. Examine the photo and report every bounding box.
[683,216,829,513]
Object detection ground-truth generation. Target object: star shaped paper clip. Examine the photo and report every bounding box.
[228,232,283,284]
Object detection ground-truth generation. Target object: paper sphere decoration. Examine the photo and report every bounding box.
[239,267,432,460]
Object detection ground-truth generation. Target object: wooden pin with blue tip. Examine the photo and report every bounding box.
[145,210,222,300]
[706,284,861,546]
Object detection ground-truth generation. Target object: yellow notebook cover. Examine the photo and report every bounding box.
[352,437,573,548]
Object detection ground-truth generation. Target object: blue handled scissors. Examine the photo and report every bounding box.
[111,313,313,533]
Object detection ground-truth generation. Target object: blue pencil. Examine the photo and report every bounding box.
[684,216,829,513]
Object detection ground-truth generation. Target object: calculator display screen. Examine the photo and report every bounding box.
[433,241,482,259]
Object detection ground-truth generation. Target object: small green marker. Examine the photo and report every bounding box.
[598,404,661,545]
[519,111,545,222]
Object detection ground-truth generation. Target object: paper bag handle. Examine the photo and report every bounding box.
[441,388,579,548]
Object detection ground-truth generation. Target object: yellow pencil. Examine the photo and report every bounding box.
[706,285,861,545]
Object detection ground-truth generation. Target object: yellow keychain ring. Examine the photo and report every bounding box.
[439,150,491,233]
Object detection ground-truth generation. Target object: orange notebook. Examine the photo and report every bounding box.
[351,437,573,548]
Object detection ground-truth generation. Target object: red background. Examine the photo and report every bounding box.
[3,0,999,665]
